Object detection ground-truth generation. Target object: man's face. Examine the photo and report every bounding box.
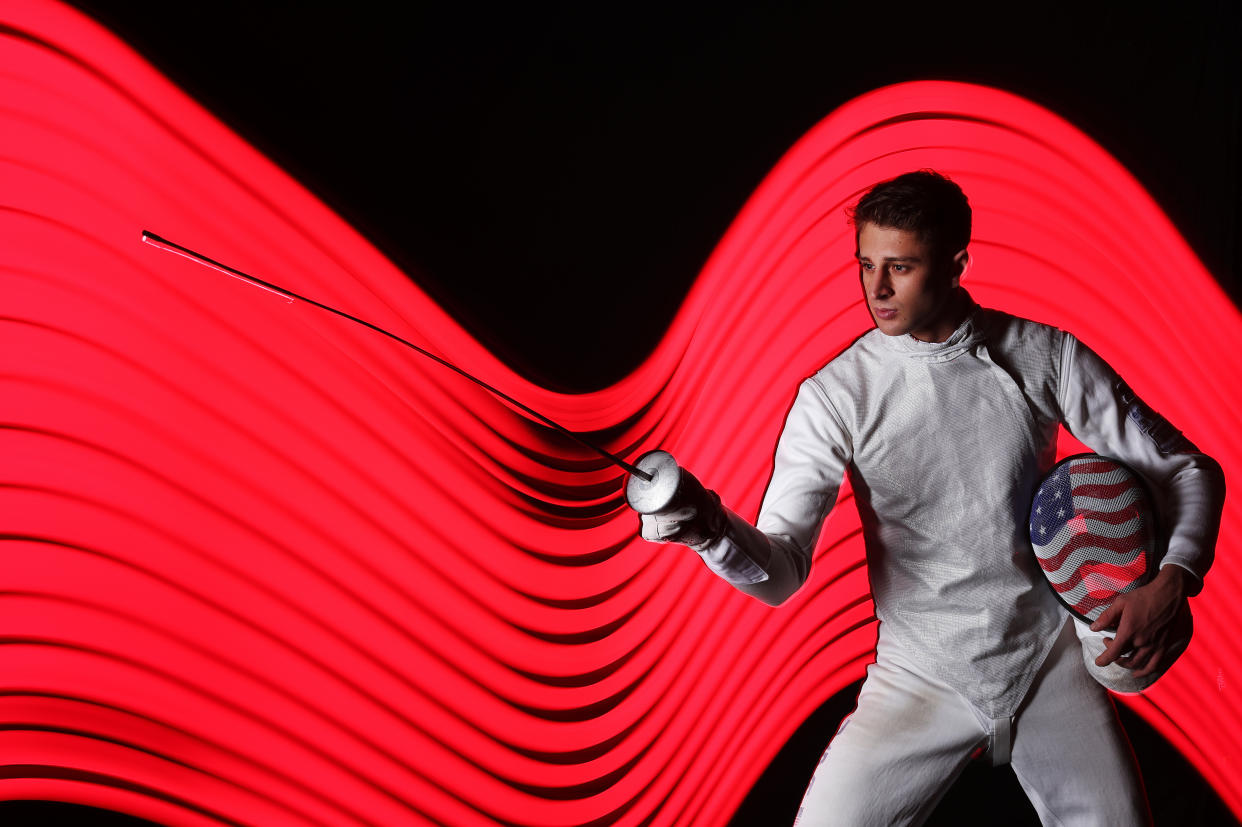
[856,223,965,342]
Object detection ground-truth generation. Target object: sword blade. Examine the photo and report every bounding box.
[140,230,653,482]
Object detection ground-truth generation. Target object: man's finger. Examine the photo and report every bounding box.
[1116,646,1153,671]
[640,514,673,542]
[1095,636,1114,667]
[1129,651,1164,679]
[1091,600,1123,633]
[1097,639,1130,667]
[1096,625,1135,667]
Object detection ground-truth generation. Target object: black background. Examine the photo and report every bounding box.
[6,1,1239,824]
[70,1,1242,392]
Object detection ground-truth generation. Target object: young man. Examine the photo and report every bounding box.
[637,171,1225,825]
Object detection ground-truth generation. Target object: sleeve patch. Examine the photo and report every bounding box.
[1115,380,1188,454]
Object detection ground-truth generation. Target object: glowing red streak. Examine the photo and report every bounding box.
[1,1,1239,824]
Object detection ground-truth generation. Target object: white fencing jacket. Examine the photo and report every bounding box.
[698,305,1225,718]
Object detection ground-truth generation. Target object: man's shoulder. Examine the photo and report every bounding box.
[976,306,1067,353]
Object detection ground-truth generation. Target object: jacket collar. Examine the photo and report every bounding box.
[879,299,985,362]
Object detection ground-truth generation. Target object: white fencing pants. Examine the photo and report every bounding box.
[794,618,1150,826]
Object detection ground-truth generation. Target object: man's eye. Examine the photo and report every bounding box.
[892,264,906,272]
[861,262,875,271]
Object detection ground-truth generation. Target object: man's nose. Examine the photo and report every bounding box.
[868,272,892,298]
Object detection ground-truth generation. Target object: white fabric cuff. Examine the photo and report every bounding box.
[694,511,771,586]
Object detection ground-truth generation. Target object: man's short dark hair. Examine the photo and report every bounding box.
[847,170,971,259]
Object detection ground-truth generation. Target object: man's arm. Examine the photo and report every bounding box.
[688,376,854,606]
[1057,333,1226,674]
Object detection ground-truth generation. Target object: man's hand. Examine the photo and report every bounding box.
[628,452,727,548]
[641,506,699,543]
[1090,565,1195,679]
[639,488,725,548]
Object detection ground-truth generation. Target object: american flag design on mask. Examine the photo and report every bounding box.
[1029,455,1157,622]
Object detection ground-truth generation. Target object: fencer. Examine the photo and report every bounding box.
[631,170,1225,826]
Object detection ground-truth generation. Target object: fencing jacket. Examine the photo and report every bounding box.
[697,304,1225,719]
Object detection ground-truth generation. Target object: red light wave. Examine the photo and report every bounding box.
[2,2,1239,824]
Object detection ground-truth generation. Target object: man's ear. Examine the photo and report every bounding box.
[950,248,969,287]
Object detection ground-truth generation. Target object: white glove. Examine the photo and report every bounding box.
[638,488,725,548]
[641,506,698,542]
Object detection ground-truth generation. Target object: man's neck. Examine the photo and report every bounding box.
[910,288,973,343]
